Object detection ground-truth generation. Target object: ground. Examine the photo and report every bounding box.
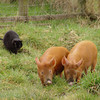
[0,18,100,100]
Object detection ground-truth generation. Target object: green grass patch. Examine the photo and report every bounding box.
[0,18,99,100]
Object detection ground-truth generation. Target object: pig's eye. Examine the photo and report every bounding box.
[49,70,52,73]
[66,70,70,74]
[41,71,44,75]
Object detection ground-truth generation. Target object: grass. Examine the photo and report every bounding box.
[0,18,100,100]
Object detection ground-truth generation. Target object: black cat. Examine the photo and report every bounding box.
[0,30,22,54]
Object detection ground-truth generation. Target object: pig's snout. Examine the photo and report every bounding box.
[47,79,52,85]
[67,78,75,86]
[68,78,74,83]
[47,80,52,84]
[44,79,52,86]
[69,82,74,86]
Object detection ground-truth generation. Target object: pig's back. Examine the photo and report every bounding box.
[69,40,97,64]
[40,47,69,62]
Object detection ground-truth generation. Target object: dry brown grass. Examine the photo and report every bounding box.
[49,0,79,14]
[59,30,80,50]
[47,0,99,15]
[28,0,100,16]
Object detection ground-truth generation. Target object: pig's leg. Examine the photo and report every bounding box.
[91,57,97,73]
[60,72,63,77]
[77,76,81,83]
[76,72,82,83]
[91,61,97,73]
[84,67,88,75]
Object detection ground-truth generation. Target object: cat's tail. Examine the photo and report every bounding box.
[0,38,3,40]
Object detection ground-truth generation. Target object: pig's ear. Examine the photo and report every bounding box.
[62,56,69,66]
[76,58,83,67]
[35,57,41,68]
[49,57,56,67]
